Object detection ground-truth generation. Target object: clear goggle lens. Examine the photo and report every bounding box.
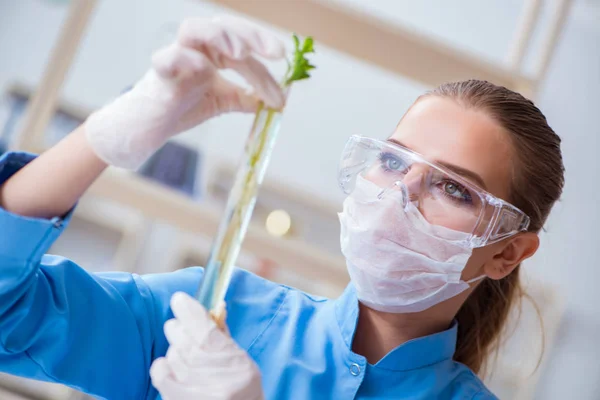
[338,136,530,247]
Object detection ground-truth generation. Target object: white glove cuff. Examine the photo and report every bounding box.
[85,72,176,170]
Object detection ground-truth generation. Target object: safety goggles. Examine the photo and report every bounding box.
[338,135,530,248]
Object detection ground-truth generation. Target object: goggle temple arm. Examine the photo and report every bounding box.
[483,206,531,246]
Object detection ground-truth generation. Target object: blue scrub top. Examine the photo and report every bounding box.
[0,152,497,400]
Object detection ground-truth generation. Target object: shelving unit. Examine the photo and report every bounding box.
[4,82,349,288]
[8,0,574,288]
[49,194,147,273]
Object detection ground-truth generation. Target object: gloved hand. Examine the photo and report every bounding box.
[85,16,285,170]
[150,292,264,400]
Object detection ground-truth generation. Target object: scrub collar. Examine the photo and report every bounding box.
[334,283,458,371]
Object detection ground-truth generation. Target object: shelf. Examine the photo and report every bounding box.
[5,82,349,288]
[86,167,350,288]
[207,0,535,93]
[50,195,147,273]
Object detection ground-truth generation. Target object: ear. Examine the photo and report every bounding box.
[484,233,540,280]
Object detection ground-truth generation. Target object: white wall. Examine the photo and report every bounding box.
[525,9,600,398]
[1,0,599,398]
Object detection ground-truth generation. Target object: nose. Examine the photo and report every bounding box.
[402,165,426,201]
[378,180,409,209]
[376,164,427,206]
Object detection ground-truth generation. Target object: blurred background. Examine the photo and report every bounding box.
[0,0,598,399]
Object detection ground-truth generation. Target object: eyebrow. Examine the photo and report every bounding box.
[386,138,488,190]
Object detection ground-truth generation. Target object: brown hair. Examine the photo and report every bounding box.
[422,80,565,375]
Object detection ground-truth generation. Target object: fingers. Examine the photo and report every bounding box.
[150,357,186,400]
[149,357,171,387]
[160,313,247,387]
[150,357,195,400]
[170,292,215,340]
[165,346,190,383]
[164,319,196,352]
[153,295,265,399]
[224,57,284,109]
[218,15,286,60]
[169,292,231,351]
[152,44,216,81]
[179,16,285,60]
[177,17,285,109]
[207,76,263,115]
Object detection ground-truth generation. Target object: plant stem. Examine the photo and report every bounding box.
[196,105,282,311]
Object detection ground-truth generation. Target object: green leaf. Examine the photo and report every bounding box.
[284,34,316,86]
[302,37,314,53]
[292,34,300,51]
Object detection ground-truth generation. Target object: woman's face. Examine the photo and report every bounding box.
[390,96,536,280]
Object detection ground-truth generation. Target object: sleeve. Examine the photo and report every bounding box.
[141,267,289,357]
[0,152,159,400]
[0,152,288,399]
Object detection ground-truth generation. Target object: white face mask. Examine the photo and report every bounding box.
[338,175,484,313]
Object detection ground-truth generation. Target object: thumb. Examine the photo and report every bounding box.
[213,76,263,114]
[171,78,259,134]
[176,76,260,130]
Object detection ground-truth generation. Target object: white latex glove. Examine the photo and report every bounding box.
[150,292,263,400]
[85,16,286,170]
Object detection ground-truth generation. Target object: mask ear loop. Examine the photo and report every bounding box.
[466,275,486,285]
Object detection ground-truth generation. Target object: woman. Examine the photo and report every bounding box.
[0,16,564,400]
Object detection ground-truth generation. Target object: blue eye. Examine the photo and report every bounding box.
[378,152,406,172]
[438,180,473,204]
